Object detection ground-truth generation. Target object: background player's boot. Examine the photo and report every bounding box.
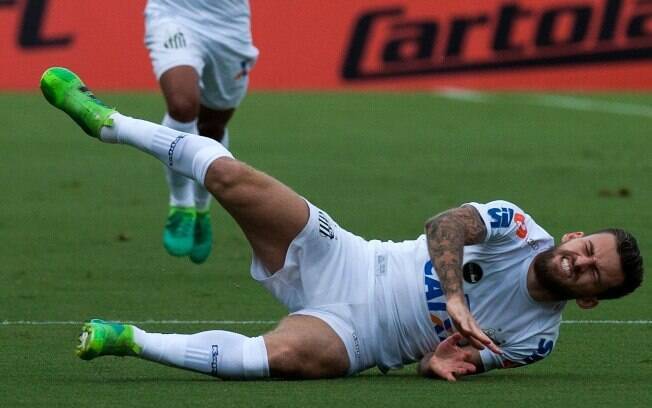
[77,319,141,360]
[40,67,116,139]
[189,211,213,264]
[163,207,196,256]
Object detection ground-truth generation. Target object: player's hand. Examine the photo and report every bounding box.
[422,333,477,381]
[446,296,502,354]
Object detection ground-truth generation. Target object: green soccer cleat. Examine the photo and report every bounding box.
[76,319,141,360]
[163,206,196,256]
[40,67,116,139]
[190,211,213,264]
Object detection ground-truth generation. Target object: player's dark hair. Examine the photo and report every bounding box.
[593,228,643,300]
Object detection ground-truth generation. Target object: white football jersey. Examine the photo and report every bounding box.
[373,200,564,372]
[145,0,254,45]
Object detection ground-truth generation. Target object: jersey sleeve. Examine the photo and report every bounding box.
[479,333,558,371]
[464,200,531,244]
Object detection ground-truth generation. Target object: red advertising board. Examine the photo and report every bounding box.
[1,0,651,90]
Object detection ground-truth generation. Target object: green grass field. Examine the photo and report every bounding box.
[1,91,651,407]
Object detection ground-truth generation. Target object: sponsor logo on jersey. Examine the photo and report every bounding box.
[523,338,555,365]
[424,260,465,342]
[502,337,554,368]
[463,262,483,283]
[487,207,528,239]
[318,211,335,239]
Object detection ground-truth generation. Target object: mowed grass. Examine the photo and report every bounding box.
[1,91,651,407]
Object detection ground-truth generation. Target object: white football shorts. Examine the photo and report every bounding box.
[250,201,378,375]
[144,16,259,109]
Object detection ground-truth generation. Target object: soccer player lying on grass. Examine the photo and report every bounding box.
[41,67,644,381]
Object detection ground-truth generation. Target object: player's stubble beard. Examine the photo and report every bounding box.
[533,247,578,301]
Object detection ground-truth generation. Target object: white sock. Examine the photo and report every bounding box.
[193,129,229,212]
[194,182,212,213]
[162,114,196,208]
[100,113,233,184]
[131,326,270,379]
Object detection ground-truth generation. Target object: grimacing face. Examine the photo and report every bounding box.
[533,232,624,303]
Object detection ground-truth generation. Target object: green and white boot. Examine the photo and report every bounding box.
[190,211,213,264]
[40,67,116,139]
[77,319,141,360]
[163,206,196,256]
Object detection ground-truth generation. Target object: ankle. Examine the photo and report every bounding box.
[99,112,122,143]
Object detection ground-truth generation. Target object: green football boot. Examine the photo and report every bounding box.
[40,67,116,139]
[189,210,213,264]
[163,206,196,256]
[76,319,141,360]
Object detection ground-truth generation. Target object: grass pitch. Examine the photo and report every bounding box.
[1,91,651,407]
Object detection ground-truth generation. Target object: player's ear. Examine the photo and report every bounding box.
[561,231,584,243]
[576,297,599,309]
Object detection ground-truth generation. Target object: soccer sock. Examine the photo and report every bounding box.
[131,326,270,379]
[100,113,232,184]
[194,182,212,213]
[162,114,196,208]
[193,128,229,212]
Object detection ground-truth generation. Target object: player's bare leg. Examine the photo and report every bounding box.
[160,66,201,123]
[203,158,308,271]
[264,315,349,378]
[74,162,343,378]
[198,104,235,142]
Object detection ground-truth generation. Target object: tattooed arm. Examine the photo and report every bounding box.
[425,205,502,354]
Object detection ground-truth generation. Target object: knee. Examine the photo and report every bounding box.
[266,338,348,379]
[267,341,315,378]
[198,119,226,141]
[166,94,199,122]
[203,159,252,200]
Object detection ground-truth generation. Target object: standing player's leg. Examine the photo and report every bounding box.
[158,66,202,258]
[190,106,236,264]
[144,14,208,260]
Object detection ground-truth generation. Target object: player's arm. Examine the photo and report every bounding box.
[417,333,482,381]
[424,205,501,353]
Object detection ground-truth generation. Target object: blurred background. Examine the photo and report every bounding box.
[2,0,651,91]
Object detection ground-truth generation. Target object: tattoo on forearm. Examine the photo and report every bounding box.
[425,207,486,297]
